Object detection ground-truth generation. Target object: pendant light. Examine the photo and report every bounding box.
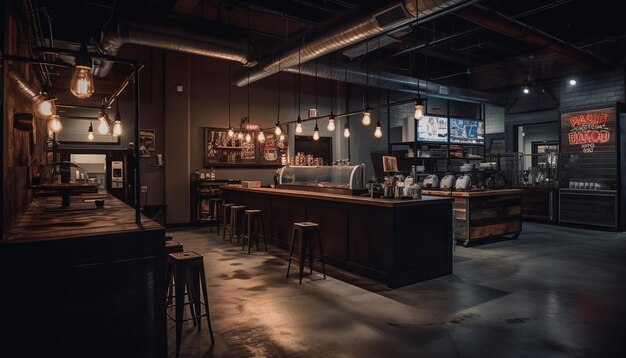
[97,108,110,135]
[37,97,56,117]
[112,100,122,137]
[275,56,282,136]
[327,63,335,131]
[237,131,244,140]
[70,42,95,99]
[343,122,350,138]
[258,130,265,142]
[227,61,234,137]
[374,37,383,139]
[361,40,371,126]
[313,120,320,141]
[413,1,425,121]
[49,114,62,133]
[245,132,251,143]
[296,115,303,134]
[87,121,94,140]
[295,31,303,134]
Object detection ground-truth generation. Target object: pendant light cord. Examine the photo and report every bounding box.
[298,30,301,118]
[329,62,333,114]
[415,0,419,97]
[315,60,318,111]
[365,40,369,108]
[247,2,250,124]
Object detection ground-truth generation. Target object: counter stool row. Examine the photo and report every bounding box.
[221,203,268,254]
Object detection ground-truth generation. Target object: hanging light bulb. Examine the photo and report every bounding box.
[327,114,336,131]
[237,131,244,140]
[245,132,252,143]
[49,114,62,133]
[112,110,122,136]
[279,133,285,141]
[275,121,282,136]
[295,115,303,134]
[374,119,383,138]
[313,122,320,141]
[37,99,55,117]
[98,115,110,135]
[87,122,94,140]
[228,127,234,137]
[343,122,350,138]
[361,108,371,126]
[70,42,95,99]
[414,95,424,120]
[258,131,265,143]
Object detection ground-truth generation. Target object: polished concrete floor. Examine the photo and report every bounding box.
[166,223,626,357]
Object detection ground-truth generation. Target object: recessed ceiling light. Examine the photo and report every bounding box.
[569,79,577,86]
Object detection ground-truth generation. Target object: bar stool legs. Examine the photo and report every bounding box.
[286,222,326,284]
[241,210,268,254]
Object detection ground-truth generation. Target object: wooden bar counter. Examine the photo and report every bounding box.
[1,194,166,358]
[422,189,523,246]
[222,186,453,288]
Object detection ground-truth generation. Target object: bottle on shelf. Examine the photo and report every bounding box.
[210,167,216,180]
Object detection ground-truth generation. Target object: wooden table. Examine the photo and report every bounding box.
[422,189,523,246]
[1,194,166,357]
[223,186,454,287]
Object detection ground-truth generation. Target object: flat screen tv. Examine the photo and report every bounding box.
[417,115,448,142]
[449,118,484,144]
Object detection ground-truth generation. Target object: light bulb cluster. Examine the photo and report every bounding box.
[92,107,123,138]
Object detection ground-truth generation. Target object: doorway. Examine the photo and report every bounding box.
[294,136,333,165]
[70,154,106,192]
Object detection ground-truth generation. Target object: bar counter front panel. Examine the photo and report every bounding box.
[223,186,453,288]
[1,194,166,358]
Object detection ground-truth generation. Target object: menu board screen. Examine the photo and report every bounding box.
[449,118,484,144]
[417,115,448,142]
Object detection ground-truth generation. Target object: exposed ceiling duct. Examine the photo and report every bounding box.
[233,0,473,87]
[284,60,507,106]
[7,67,47,110]
[456,6,607,67]
[94,18,256,77]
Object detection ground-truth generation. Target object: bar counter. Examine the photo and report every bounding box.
[1,194,166,357]
[223,186,454,288]
[422,188,523,246]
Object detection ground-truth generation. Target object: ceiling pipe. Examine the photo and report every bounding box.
[94,18,256,77]
[283,60,507,106]
[7,67,48,110]
[233,0,473,87]
[456,5,608,67]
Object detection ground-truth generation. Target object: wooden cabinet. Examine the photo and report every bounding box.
[521,187,558,222]
[559,189,618,229]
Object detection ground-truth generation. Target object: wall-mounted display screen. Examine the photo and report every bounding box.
[417,115,448,142]
[450,118,484,144]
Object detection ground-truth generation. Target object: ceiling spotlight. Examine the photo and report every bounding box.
[569,79,577,86]
[522,85,530,95]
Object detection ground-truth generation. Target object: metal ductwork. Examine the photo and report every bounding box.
[234,0,471,87]
[7,67,47,109]
[456,6,606,67]
[283,60,507,106]
[94,18,255,77]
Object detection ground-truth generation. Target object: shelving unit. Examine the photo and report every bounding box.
[191,178,241,226]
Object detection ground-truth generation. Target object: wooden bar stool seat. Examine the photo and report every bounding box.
[168,251,215,356]
[221,203,236,241]
[286,222,326,284]
[241,209,268,254]
[165,239,183,254]
[228,205,247,243]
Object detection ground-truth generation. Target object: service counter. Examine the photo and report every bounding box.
[222,186,453,287]
[1,194,166,357]
[422,189,523,246]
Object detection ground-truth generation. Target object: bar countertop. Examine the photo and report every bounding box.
[222,185,452,208]
[421,188,523,198]
[4,194,163,243]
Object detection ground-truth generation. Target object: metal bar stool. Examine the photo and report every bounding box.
[208,197,223,234]
[228,205,247,243]
[168,251,215,356]
[286,222,326,284]
[241,209,268,254]
[221,203,235,241]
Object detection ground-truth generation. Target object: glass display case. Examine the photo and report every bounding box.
[277,164,366,195]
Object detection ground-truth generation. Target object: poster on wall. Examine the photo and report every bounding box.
[204,128,257,167]
[258,128,289,166]
[417,115,448,142]
[139,129,156,151]
[449,118,484,144]
[561,107,615,153]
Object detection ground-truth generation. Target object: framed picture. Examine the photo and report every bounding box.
[139,129,156,151]
[57,118,121,145]
[204,128,257,167]
[258,127,289,166]
[382,155,398,173]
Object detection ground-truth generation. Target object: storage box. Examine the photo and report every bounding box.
[241,180,261,188]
